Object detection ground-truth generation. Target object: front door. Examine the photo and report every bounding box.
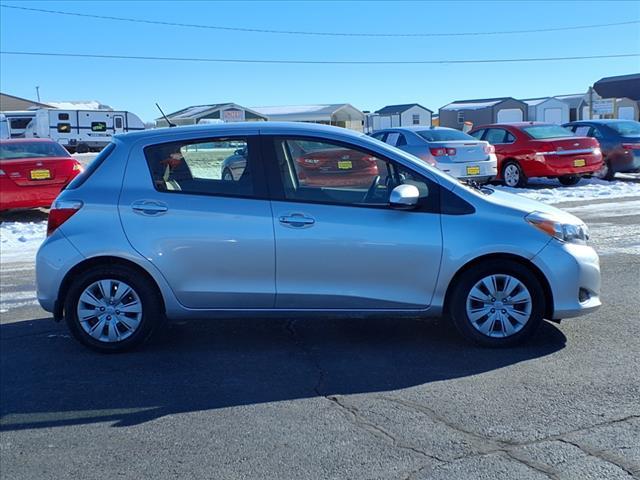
[113,115,125,134]
[119,133,275,309]
[264,136,442,309]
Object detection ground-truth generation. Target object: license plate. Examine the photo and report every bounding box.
[337,160,352,170]
[466,166,480,175]
[30,169,51,180]
[573,159,586,167]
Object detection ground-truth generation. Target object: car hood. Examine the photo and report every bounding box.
[465,186,585,224]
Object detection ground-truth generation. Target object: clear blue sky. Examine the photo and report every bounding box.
[1,0,639,121]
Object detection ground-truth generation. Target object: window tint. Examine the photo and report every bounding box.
[114,117,123,129]
[0,141,70,160]
[396,133,407,146]
[273,138,433,209]
[417,129,476,142]
[607,121,640,136]
[9,118,33,129]
[57,123,71,133]
[58,113,70,121]
[91,122,107,132]
[574,126,591,136]
[505,132,516,143]
[484,129,507,144]
[386,132,400,146]
[469,129,484,140]
[145,138,253,196]
[370,132,387,142]
[522,125,574,139]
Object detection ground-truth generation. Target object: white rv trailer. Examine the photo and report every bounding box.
[24,108,145,152]
[1,110,37,138]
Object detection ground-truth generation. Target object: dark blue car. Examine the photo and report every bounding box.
[563,120,640,180]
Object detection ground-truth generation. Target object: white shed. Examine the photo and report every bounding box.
[523,97,570,124]
[372,104,433,131]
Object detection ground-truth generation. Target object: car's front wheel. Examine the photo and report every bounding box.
[449,260,545,347]
[64,265,162,352]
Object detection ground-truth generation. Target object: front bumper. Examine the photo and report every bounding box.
[532,239,601,319]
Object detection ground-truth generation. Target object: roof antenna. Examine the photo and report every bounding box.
[156,103,176,127]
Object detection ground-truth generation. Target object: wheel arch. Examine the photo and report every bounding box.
[443,253,554,320]
[55,256,166,321]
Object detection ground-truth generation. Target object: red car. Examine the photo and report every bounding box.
[469,123,603,187]
[295,146,379,187]
[0,139,83,211]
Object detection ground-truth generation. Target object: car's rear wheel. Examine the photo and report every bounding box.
[449,260,545,347]
[64,265,162,353]
[558,175,580,186]
[502,161,527,188]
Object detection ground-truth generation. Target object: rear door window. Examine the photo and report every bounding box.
[484,129,507,144]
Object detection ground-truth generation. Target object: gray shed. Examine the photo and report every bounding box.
[438,97,527,129]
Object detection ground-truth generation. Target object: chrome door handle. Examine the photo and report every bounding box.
[279,214,315,228]
[131,200,168,215]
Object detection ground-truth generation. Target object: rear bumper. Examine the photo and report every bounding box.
[0,186,61,210]
[609,150,640,173]
[532,240,601,320]
[36,230,84,313]
[436,155,497,181]
[526,152,602,177]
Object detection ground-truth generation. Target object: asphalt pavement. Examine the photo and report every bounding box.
[1,196,639,479]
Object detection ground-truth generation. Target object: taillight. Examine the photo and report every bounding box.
[622,143,640,150]
[72,162,84,172]
[484,144,495,154]
[430,147,456,156]
[47,200,83,236]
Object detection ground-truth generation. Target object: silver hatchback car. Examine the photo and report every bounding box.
[36,122,601,352]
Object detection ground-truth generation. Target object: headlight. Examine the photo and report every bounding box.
[525,211,589,245]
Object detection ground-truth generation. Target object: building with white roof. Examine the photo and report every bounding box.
[438,97,528,129]
[251,104,364,131]
[156,103,267,127]
[523,97,570,124]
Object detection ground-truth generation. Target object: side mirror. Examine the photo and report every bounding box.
[389,184,419,209]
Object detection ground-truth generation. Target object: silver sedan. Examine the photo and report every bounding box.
[36,122,600,352]
[371,126,497,183]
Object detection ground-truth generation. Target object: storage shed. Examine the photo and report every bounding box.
[439,97,527,129]
[252,104,364,131]
[372,103,433,131]
[156,103,267,127]
[523,97,570,124]
[554,94,586,122]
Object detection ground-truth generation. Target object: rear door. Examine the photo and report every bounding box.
[263,135,442,309]
[119,132,276,309]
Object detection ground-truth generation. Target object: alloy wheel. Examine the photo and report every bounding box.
[503,164,521,187]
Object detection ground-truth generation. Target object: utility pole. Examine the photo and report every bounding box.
[35,86,41,102]
[588,86,593,120]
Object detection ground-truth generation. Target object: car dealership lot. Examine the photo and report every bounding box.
[1,186,639,479]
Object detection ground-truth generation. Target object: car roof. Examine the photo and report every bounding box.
[0,138,60,144]
[116,121,367,142]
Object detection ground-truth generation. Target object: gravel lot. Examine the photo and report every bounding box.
[1,193,639,479]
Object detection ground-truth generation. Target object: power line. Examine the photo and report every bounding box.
[2,51,638,65]
[2,4,639,38]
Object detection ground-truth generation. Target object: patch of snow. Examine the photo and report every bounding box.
[46,100,112,110]
[493,177,640,204]
[0,221,47,263]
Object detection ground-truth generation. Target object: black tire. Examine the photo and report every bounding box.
[558,175,580,186]
[448,260,545,348]
[502,161,527,188]
[64,264,163,353]
[76,143,90,154]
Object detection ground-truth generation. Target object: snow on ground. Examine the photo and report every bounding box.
[493,176,640,204]
[0,221,47,263]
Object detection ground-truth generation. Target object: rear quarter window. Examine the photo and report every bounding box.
[65,143,115,190]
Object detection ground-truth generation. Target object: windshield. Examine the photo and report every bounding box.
[606,121,640,137]
[0,141,70,160]
[522,125,574,139]
[416,129,477,142]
